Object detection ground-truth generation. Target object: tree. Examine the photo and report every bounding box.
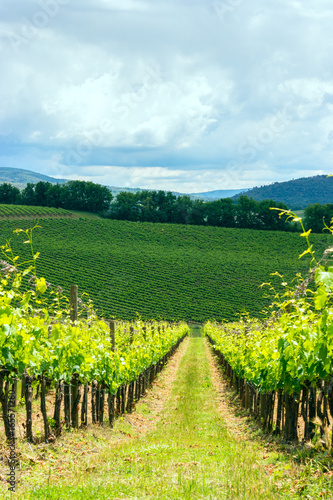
[108,191,139,220]
[205,198,235,227]
[190,199,206,225]
[34,181,52,206]
[62,181,113,213]
[21,183,36,205]
[172,195,194,224]
[256,199,289,230]
[47,183,63,208]
[0,183,21,204]
[304,203,333,233]
[235,196,258,229]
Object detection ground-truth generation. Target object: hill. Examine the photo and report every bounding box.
[0,207,330,323]
[2,168,333,209]
[0,204,73,219]
[0,167,245,201]
[234,175,333,209]
[108,187,247,201]
[190,189,246,200]
[0,167,66,189]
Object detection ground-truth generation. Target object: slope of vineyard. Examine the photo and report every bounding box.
[0,213,331,322]
[0,204,73,219]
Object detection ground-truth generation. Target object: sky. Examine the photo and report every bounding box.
[1,0,333,193]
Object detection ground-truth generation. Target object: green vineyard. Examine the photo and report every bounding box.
[0,207,331,322]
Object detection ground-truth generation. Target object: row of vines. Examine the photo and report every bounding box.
[0,205,72,218]
[0,226,189,444]
[206,209,333,447]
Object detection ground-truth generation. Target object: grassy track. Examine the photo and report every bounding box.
[10,338,278,499]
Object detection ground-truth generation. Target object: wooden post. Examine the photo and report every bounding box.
[81,383,88,426]
[109,321,116,352]
[25,375,35,443]
[64,383,71,429]
[54,381,63,435]
[99,382,105,425]
[108,392,115,427]
[41,376,52,441]
[70,285,78,322]
[92,380,98,424]
[71,375,81,429]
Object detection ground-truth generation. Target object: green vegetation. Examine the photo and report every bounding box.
[8,338,280,500]
[0,216,331,322]
[304,203,333,232]
[106,191,291,230]
[0,180,113,213]
[1,212,333,498]
[0,229,188,445]
[0,204,72,218]
[5,337,329,499]
[0,180,291,230]
[205,209,333,445]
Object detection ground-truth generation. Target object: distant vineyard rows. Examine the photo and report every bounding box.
[0,211,331,322]
[0,204,72,218]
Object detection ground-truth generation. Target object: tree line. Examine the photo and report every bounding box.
[0,180,112,213]
[104,190,292,231]
[1,179,329,231]
[303,203,333,233]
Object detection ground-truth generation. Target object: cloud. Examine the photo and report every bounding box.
[1,0,333,191]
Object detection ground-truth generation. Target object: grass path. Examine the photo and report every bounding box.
[7,337,281,499]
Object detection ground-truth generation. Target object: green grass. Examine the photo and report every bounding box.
[0,215,331,322]
[2,338,332,499]
[8,338,279,499]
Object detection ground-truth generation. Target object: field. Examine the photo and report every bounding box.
[0,204,73,219]
[0,206,331,322]
[1,205,333,498]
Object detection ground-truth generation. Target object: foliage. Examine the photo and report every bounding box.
[1,216,331,323]
[304,203,333,233]
[0,228,188,390]
[106,190,291,231]
[0,180,113,214]
[19,181,113,213]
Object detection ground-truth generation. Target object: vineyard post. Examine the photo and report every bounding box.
[24,375,34,443]
[0,372,11,440]
[70,285,78,322]
[108,320,116,426]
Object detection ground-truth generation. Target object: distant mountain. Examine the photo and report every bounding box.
[190,189,247,201]
[3,168,332,209]
[108,186,147,197]
[108,187,247,201]
[233,175,333,209]
[0,167,66,189]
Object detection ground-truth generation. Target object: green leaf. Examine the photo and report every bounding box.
[314,286,327,310]
[299,248,311,259]
[315,267,333,291]
[318,344,328,363]
[36,277,47,294]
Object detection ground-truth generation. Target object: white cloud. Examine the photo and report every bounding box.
[1,0,333,192]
